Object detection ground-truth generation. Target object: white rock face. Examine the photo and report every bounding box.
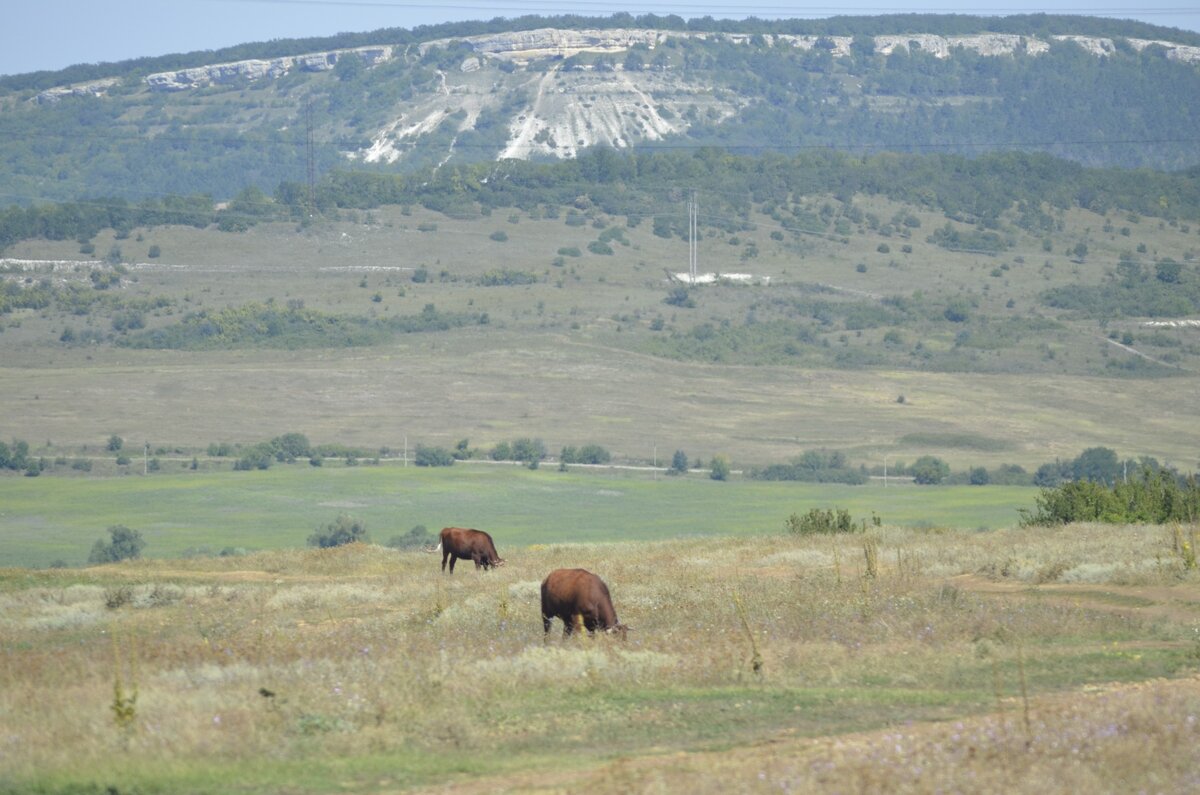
[30,25,1200,138]
[35,78,119,104]
[143,45,393,91]
[438,28,666,61]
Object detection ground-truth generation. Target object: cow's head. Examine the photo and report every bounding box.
[605,623,631,640]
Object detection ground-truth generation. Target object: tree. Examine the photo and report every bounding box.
[414,445,455,467]
[1074,446,1120,485]
[510,437,546,465]
[88,525,145,564]
[107,435,124,452]
[710,455,731,481]
[968,466,990,485]
[576,444,611,465]
[664,286,695,307]
[271,432,311,462]
[1155,258,1183,283]
[307,514,368,548]
[670,450,689,474]
[911,456,950,485]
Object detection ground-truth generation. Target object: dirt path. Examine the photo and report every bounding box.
[408,674,1200,794]
[948,572,1200,625]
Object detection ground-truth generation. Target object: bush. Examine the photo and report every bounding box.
[670,450,688,474]
[489,230,508,242]
[414,445,455,467]
[307,514,368,548]
[785,508,876,535]
[911,455,950,485]
[748,449,868,485]
[576,444,610,465]
[387,525,430,550]
[1021,468,1200,526]
[710,455,731,481]
[88,525,145,564]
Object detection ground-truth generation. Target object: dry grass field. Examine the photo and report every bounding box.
[3,197,1199,473]
[4,522,1200,793]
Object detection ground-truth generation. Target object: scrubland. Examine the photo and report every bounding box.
[4,522,1200,793]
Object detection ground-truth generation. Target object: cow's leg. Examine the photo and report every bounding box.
[448,554,457,573]
[473,553,484,569]
[441,549,450,572]
[543,615,552,635]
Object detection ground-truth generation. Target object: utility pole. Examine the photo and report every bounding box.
[883,455,888,488]
[144,441,149,476]
[305,100,316,219]
[687,191,699,284]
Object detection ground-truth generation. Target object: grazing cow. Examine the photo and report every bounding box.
[437,527,504,573]
[541,568,628,638]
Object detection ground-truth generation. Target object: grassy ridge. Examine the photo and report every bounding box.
[0,465,1035,567]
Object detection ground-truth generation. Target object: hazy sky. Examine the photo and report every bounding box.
[3,0,1199,77]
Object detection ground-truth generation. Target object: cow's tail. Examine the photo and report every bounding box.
[434,541,442,553]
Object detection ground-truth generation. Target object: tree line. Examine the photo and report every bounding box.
[4,147,1197,255]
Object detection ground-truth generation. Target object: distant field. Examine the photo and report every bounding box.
[3,197,1198,482]
[0,464,1036,568]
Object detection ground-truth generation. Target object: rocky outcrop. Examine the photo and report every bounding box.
[144,45,393,91]
[35,78,120,104]
[430,28,665,61]
[31,28,1200,101]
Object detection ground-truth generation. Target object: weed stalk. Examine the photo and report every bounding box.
[732,591,764,676]
[863,536,879,579]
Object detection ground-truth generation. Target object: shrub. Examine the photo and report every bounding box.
[912,456,950,485]
[587,240,614,256]
[670,450,688,474]
[1021,468,1200,525]
[387,525,430,550]
[307,514,368,548]
[489,230,508,242]
[784,508,870,535]
[710,455,731,481]
[414,445,455,467]
[664,286,694,308]
[88,525,145,564]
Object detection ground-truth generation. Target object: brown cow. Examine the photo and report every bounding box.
[438,527,504,573]
[541,568,628,638]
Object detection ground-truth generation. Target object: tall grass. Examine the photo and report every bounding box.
[2,522,1199,792]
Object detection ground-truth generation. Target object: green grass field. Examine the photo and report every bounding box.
[0,464,1035,567]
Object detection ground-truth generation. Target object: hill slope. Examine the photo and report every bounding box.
[3,15,1200,203]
